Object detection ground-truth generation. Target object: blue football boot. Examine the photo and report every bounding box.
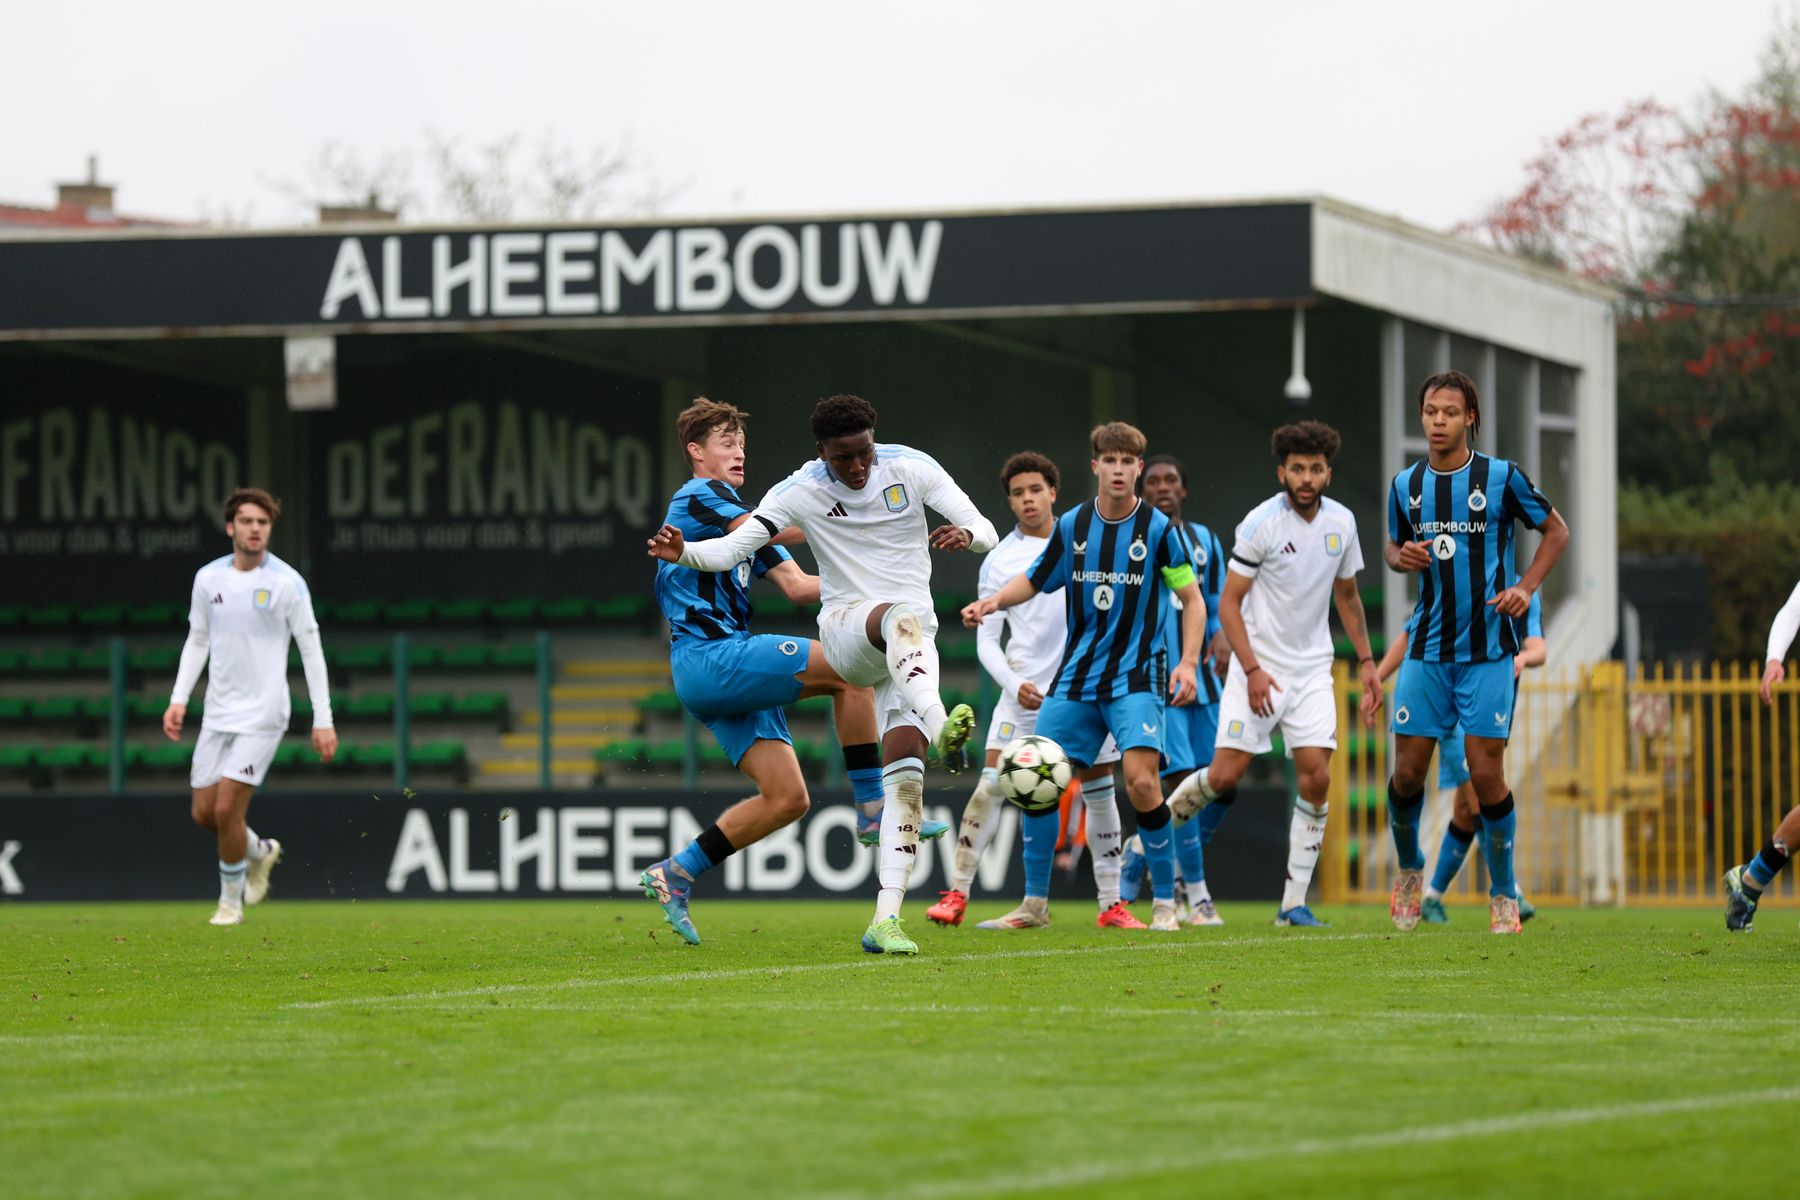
[857,814,951,848]
[1723,865,1759,932]
[639,861,700,945]
[1274,905,1329,927]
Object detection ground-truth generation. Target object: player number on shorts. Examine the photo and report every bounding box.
[1093,584,1115,611]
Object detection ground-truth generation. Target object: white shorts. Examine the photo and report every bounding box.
[818,599,933,738]
[190,728,282,789]
[1214,660,1337,757]
[986,693,1120,765]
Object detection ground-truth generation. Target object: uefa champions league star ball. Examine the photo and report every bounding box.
[998,735,1073,813]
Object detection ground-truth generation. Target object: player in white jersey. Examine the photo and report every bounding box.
[1168,422,1382,925]
[649,394,996,956]
[162,488,336,926]
[923,452,1135,931]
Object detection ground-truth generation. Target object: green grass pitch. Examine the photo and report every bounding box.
[2,898,1791,1199]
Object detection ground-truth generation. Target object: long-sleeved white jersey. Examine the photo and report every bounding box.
[171,553,333,735]
[675,443,997,617]
[1768,580,1800,664]
[977,527,1067,704]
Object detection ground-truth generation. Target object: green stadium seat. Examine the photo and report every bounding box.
[434,598,486,623]
[334,645,390,672]
[540,597,590,623]
[39,744,99,770]
[491,644,536,670]
[1333,634,1388,658]
[0,649,23,675]
[411,741,466,769]
[596,739,648,764]
[78,697,114,721]
[933,591,974,616]
[793,739,828,767]
[141,743,193,770]
[30,697,82,723]
[593,595,649,623]
[75,648,110,673]
[128,646,180,673]
[0,744,41,771]
[406,645,440,669]
[342,694,395,721]
[0,605,22,631]
[487,598,538,624]
[409,693,451,719]
[383,599,433,625]
[77,603,126,630]
[335,601,383,625]
[450,692,508,720]
[437,645,493,671]
[645,741,688,766]
[25,605,76,631]
[0,697,29,726]
[347,742,397,770]
[752,594,799,619]
[637,691,683,716]
[939,639,980,664]
[125,602,181,629]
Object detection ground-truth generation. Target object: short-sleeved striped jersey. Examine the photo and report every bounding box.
[655,478,792,643]
[1161,517,1225,706]
[1027,499,1192,702]
[1405,585,1542,647]
[1388,451,1553,663]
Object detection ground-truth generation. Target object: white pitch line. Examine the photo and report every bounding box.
[283,932,1393,1010]
[813,1085,1800,1200]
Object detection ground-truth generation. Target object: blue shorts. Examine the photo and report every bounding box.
[671,634,807,766]
[1392,658,1516,742]
[1036,691,1165,770]
[1161,700,1219,777]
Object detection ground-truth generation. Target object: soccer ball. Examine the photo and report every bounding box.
[998,735,1073,813]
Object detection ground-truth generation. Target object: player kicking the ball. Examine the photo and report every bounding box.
[163,488,336,926]
[1167,422,1382,928]
[651,394,994,955]
[638,399,944,945]
[927,451,1137,932]
[962,422,1205,933]
[1380,370,1568,935]
[1722,578,1800,930]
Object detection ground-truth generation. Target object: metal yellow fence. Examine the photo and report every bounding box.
[1317,659,1800,910]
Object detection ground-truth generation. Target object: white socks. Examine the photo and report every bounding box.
[1168,764,1219,815]
[875,757,925,920]
[246,828,267,863]
[1083,776,1124,908]
[219,858,247,908]
[881,604,947,742]
[950,767,1005,894]
[1280,798,1329,912]
[1186,878,1212,907]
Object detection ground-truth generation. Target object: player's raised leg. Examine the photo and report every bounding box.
[866,600,974,770]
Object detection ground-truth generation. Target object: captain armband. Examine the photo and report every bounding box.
[1160,563,1196,591]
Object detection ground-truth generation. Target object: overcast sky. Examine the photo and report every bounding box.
[2,0,1781,231]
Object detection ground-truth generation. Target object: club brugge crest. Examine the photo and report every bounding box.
[883,483,908,512]
[1127,538,1148,562]
[1324,532,1343,557]
[1193,542,1208,566]
[778,640,799,656]
[1467,488,1487,512]
[252,589,272,610]
[1396,704,1411,726]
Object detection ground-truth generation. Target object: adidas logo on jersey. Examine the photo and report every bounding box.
[211,593,225,604]
[825,502,848,517]
[240,764,256,776]
[1280,542,1298,554]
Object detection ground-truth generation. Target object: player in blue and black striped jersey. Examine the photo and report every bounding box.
[1135,453,1230,925]
[963,422,1207,932]
[1377,369,1570,935]
[641,399,922,944]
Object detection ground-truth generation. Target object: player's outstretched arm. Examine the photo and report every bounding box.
[675,513,778,572]
[1761,579,1800,704]
[962,573,1037,627]
[916,460,999,553]
[767,561,822,607]
[1333,575,1382,716]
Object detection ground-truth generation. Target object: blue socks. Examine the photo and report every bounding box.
[1136,803,1178,901]
[670,823,737,892]
[1388,781,1426,871]
[1195,788,1234,845]
[1022,808,1059,899]
[844,742,885,815]
[1744,838,1790,892]
[1429,821,1476,895]
[1479,794,1517,899]
[1174,815,1204,889]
